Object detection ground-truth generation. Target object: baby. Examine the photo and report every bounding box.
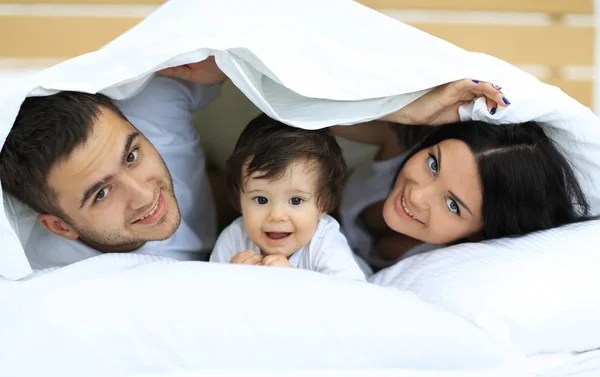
[209,114,365,281]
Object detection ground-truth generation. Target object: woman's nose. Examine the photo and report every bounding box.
[409,182,435,209]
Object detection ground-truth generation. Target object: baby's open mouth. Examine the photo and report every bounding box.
[265,232,292,240]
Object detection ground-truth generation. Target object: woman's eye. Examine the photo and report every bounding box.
[289,197,304,206]
[427,154,438,174]
[253,196,268,205]
[446,197,460,215]
[126,149,139,164]
[95,187,110,202]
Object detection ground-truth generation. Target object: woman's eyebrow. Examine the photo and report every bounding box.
[438,144,473,216]
[436,144,442,173]
[448,190,473,216]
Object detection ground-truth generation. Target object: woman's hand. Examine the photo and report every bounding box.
[382,79,510,126]
[158,56,227,85]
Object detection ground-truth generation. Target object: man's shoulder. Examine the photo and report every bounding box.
[25,223,100,269]
[117,75,221,124]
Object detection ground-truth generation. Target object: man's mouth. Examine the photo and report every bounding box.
[133,191,166,225]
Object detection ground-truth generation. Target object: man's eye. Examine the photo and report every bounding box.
[95,187,109,202]
[253,196,268,205]
[126,149,139,164]
[289,197,304,206]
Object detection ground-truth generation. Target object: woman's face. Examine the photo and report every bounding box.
[382,139,483,244]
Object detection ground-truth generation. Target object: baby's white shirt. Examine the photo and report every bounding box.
[210,215,366,281]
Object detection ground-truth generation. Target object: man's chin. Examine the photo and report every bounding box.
[78,237,145,253]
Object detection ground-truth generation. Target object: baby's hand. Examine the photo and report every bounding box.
[230,250,263,265]
[261,254,293,268]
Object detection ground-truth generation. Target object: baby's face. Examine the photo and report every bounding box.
[239,160,325,258]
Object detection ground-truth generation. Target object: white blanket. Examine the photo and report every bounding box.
[0,254,529,377]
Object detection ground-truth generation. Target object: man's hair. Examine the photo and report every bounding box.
[0,91,127,218]
[226,114,348,213]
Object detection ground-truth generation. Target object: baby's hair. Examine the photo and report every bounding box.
[226,113,348,213]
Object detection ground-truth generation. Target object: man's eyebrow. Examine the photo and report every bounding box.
[121,132,140,164]
[80,176,113,208]
[80,132,139,208]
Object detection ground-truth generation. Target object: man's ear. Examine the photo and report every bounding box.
[38,214,79,240]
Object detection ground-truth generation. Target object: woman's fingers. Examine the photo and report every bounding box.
[463,79,511,114]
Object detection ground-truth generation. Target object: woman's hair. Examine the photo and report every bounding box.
[394,121,591,240]
[226,114,348,213]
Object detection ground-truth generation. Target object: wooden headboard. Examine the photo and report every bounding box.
[0,0,594,107]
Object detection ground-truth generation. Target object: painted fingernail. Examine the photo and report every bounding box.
[490,107,497,115]
[502,97,511,105]
[472,79,480,83]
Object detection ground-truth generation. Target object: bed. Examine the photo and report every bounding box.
[0,1,599,376]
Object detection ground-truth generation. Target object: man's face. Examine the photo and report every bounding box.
[43,108,181,251]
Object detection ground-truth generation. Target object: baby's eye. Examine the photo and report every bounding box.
[289,197,304,206]
[253,196,268,205]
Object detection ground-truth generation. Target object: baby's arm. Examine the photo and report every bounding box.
[209,223,239,263]
[208,218,254,263]
[210,218,265,265]
[312,219,367,282]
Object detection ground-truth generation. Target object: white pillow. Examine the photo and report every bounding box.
[0,254,528,377]
[370,219,600,356]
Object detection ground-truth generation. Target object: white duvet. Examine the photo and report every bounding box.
[0,254,529,377]
[1,0,600,376]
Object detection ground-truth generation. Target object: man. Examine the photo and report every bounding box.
[0,58,227,268]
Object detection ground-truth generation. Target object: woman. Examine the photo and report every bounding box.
[334,79,591,272]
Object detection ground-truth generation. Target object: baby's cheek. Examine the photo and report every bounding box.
[296,221,317,246]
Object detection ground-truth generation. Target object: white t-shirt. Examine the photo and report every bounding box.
[339,153,440,271]
[24,76,220,269]
[210,215,366,281]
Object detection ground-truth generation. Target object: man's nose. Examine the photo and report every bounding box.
[125,175,155,210]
